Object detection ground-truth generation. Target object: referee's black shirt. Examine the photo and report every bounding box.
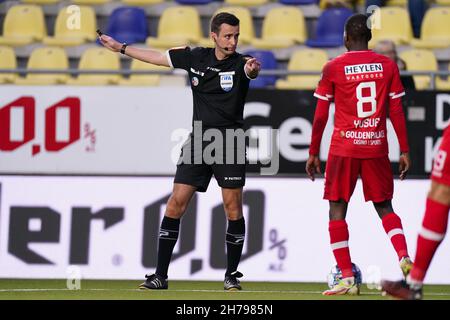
[167,47,252,129]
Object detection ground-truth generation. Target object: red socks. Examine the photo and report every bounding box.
[329,220,353,278]
[410,198,449,282]
[382,212,409,260]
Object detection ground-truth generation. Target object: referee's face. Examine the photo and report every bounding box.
[213,23,240,58]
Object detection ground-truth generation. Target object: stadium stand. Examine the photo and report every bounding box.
[400,49,438,90]
[306,7,353,47]
[411,7,450,49]
[43,5,97,46]
[0,45,17,83]
[118,56,169,86]
[67,47,121,85]
[0,4,46,46]
[146,6,202,48]
[251,6,307,49]
[15,46,69,85]
[368,6,413,47]
[106,6,148,44]
[275,48,328,89]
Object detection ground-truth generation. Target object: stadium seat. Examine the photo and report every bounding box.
[411,7,450,49]
[368,7,413,47]
[436,63,450,91]
[385,0,407,5]
[72,0,111,4]
[175,0,214,4]
[0,5,47,46]
[0,46,17,84]
[399,49,438,90]
[15,47,69,85]
[251,7,307,49]
[22,0,59,4]
[67,47,121,85]
[199,6,255,47]
[106,7,148,45]
[121,0,163,4]
[280,0,318,4]
[119,58,169,86]
[146,6,202,48]
[43,6,97,46]
[224,0,269,6]
[306,7,353,48]
[275,49,328,90]
[245,50,277,88]
[436,0,450,4]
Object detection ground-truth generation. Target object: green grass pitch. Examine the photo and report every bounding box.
[0,279,450,300]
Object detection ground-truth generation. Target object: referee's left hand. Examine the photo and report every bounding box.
[244,58,261,79]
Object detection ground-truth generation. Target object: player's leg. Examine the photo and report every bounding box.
[221,187,245,291]
[139,183,197,290]
[410,180,450,285]
[363,156,411,276]
[323,155,360,295]
[382,181,450,300]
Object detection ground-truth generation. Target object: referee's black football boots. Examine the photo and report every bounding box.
[139,273,168,290]
[224,271,243,291]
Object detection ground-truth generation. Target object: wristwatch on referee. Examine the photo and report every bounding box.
[120,43,128,54]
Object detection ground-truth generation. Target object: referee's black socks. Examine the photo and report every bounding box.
[225,217,246,276]
[155,216,180,278]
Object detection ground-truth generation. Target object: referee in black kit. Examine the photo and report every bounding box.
[99,12,261,291]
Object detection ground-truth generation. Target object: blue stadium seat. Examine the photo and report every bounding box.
[279,0,318,4]
[245,50,277,88]
[106,7,148,44]
[175,0,214,4]
[306,7,353,48]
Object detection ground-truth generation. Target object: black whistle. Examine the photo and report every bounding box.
[96,29,103,36]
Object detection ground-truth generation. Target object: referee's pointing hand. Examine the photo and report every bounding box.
[244,58,261,79]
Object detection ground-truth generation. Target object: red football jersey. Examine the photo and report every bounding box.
[314,50,405,158]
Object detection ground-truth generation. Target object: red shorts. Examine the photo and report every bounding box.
[431,127,450,186]
[324,155,393,202]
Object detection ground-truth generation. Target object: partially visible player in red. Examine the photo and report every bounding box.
[306,13,413,295]
[382,126,450,300]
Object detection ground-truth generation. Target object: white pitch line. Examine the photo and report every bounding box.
[0,288,449,296]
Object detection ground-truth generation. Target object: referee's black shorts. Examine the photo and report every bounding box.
[174,131,246,192]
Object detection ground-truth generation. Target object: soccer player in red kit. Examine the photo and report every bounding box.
[306,14,413,295]
[382,126,450,300]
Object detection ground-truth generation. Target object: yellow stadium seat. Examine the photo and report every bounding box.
[0,5,47,46]
[146,6,202,49]
[0,46,17,84]
[72,0,111,4]
[119,58,169,86]
[436,63,450,91]
[252,7,306,49]
[121,0,164,4]
[386,0,407,6]
[15,47,69,85]
[436,0,450,5]
[22,0,59,4]
[224,0,268,6]
[198,6,255,47]
[276,49,328,90]
[411,7,450,49]
[67,48,121,85]
[399,49,438,90]
[43,6,97,46]
[369,7,413,48]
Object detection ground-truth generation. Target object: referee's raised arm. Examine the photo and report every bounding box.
[98,33,171,67]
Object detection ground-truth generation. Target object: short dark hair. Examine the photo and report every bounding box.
[344,14,372,43]
[210,12,240,34]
